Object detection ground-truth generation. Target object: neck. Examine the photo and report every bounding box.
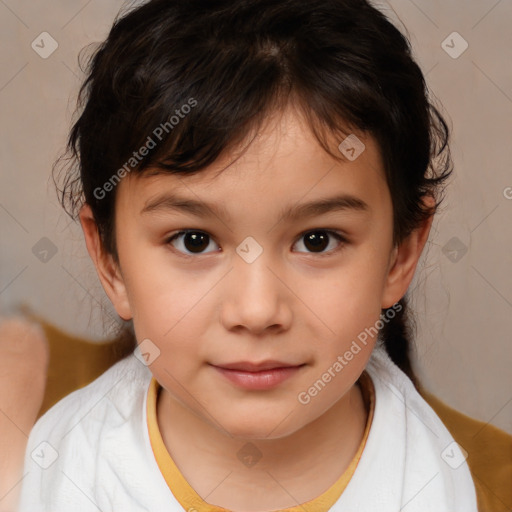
[156,379,369,511]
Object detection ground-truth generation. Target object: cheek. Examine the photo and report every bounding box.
[130,289,207,392]
[303,259,388,336]
[296,259,389,387]
[121,246,209,332]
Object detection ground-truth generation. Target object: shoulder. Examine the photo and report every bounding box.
[18,355,155,511]
[419,387,512,512]
[30,354,150,440]
[359,343,479,511]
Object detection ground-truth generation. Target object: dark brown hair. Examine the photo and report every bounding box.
[55,0,452,387]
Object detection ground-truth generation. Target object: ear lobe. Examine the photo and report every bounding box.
[78,204,133,321]
[381,196,435,309]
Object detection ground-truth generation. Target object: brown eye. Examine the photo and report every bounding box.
[166,231,220,255]
[294,230,346,254]
[304,231,329,252]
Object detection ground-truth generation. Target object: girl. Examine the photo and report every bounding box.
[19,0,479,510]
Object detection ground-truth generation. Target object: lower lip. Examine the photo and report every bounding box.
[212,365,304,390]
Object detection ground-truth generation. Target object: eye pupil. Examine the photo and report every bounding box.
[172,230,340,256]
[185,232,209,253]
[304,231,328,252]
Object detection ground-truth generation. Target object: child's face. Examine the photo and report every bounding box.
[91,106,414,439]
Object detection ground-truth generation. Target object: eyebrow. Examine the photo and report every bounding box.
[140,192,370,221]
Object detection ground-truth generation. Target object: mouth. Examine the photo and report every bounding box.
[212,360,303,372]
[209,361,306,390]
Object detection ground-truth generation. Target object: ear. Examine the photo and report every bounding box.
[79,204,133,321]
[381,195,435,309]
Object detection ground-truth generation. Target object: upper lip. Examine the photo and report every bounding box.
[212,360,303,372]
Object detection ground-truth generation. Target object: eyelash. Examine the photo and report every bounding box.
[164,229,348,258]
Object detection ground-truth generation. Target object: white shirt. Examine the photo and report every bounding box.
[18,343,478,511]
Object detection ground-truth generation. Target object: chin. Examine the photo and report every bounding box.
[219,410,303,441]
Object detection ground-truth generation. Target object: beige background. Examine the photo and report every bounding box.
[0,0,511,435]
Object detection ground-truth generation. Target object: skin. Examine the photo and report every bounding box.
[80,104,433,510]
[0,316,48,512]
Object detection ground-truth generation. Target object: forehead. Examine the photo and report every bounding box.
[116,107,389,221]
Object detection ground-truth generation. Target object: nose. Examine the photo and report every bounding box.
[219,250,292,335]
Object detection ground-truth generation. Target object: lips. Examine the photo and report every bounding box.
[212,360,301,372]
[210,361,306,390]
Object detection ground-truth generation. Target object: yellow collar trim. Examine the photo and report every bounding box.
[146,371,375,512]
